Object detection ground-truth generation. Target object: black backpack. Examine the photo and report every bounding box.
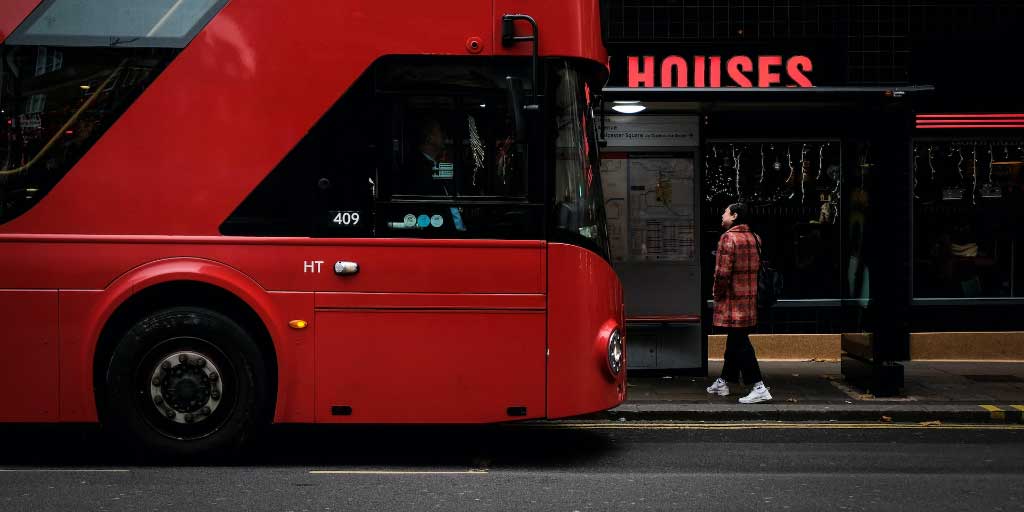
[753,234,783,308]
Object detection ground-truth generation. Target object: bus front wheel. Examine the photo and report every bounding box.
[102,307,269,458]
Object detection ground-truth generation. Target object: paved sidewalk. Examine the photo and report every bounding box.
[591,361,1024,423]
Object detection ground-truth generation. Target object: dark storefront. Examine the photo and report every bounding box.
[599,1,1024,393]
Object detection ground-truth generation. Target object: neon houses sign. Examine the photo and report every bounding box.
[627,55,814,88]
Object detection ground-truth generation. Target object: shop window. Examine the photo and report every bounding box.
[702,140,843,300]
[912,140,1024,298]
[845,142,874,304]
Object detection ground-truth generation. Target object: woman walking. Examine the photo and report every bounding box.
[705,202,772,403]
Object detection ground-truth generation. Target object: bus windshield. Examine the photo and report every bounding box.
[550,61,611,261]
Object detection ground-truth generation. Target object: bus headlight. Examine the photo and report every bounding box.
[607,329,623,375]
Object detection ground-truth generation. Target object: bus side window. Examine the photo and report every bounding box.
[384,96,527,201]
[221,69,380,238]
[311,90,381,238]
[366,56,541,241]
[397,109,457,198]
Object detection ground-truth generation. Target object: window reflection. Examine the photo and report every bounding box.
[551,62,610,258]
[12,0,226,47]
[1,0,223,224]
[0,45,175,224]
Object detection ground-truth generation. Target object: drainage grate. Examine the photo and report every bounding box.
[963,375,1024,383]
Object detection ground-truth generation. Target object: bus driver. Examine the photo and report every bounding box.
[405,115,453,196]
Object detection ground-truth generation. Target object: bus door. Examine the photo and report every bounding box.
[307,57,548,423]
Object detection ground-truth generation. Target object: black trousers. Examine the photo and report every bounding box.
[719,327,764,385]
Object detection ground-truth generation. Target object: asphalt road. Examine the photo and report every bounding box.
[1,422,1022,511]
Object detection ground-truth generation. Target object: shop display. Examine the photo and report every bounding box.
[913,140,1024,205]
[978,144,1002,199]
[913,139,1023,299]
[704,141,841,224]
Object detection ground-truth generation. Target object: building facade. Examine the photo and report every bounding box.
[600,1,1024,392]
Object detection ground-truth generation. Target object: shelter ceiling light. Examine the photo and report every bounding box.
[611,104,646,114]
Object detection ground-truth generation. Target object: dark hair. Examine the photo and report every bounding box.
[727,202,750,226]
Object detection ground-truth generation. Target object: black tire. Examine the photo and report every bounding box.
[102,307,270,458]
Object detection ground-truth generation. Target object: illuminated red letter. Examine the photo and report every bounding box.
[787,56,813,87]
[709,56,722,87]
[628,56,656,88]
[758,55,783,87]
[660,56,688,87]
[727,56,753,87]
[694,55,706,87]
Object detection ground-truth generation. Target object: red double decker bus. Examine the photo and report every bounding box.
[0,0,624,455]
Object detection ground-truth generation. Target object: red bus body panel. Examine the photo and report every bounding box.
[314,309,547,422]
[0,1,622,424]
[547,244,626,418]
[0,290,58,421]
[0,236,548,423]
[0,0,38,43]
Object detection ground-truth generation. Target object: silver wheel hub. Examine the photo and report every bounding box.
[149,351,223,424]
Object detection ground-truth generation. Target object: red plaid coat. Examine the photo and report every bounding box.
[712,224,760,328]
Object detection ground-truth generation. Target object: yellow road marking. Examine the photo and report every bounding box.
[310,470,487,475]
[532,422,1024,431]
[981,405,1006,420]
[1011,405,1024,412]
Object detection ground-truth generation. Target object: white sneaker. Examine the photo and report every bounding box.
[738,382,772,404]
[706,378,730,396]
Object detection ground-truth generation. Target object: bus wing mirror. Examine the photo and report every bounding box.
[506,76,528,143]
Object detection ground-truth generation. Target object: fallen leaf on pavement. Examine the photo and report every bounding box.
[919,420,942,427]
[881,416,892,422]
